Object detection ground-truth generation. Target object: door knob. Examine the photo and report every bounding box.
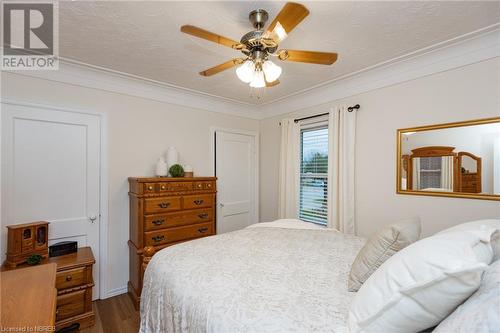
[89,215,97,223]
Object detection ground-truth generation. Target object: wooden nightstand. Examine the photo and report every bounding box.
[2,247,95,331]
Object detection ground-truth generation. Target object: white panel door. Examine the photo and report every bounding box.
[215,131,257,234]
[1,103,101,299]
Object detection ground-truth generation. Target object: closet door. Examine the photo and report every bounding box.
[215,131,257,234]
[1,102,101,299]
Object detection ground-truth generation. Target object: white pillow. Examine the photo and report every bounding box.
[437,219,500,261]
[433,259,500,333]
[436,219,500,234]
[348,228,496,333]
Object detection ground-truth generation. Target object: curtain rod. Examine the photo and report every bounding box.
[292,104,360,123]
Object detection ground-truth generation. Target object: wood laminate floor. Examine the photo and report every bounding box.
[80,294,140,333]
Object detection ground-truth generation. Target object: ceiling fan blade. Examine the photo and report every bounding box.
[181,25,243,49]
[199,58,244,77]
[278,50,338,65]
[266,79,280,87]
[266,2,309,42]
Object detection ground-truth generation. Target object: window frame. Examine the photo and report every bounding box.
[298,120,329,226]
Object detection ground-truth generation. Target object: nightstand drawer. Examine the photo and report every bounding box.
[144,209,214,231]
[145,222,214,246]
[56,267,87,290]
[144,197,182,214]
[56,289,86,321]
[183,194,214,209]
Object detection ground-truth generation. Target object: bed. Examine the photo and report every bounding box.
[139,220,366,333]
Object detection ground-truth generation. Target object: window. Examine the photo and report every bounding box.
[418,157,442,189]
[299,125,328,225]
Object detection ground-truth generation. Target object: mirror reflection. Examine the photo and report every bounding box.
[399,119,500,199]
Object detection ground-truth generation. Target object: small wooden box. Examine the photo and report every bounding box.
[5,221,49,267]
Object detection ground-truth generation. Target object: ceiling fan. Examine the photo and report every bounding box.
[180,2,338,88]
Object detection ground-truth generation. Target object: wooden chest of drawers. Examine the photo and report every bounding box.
[460,172,481,193]
[128,177,217,309]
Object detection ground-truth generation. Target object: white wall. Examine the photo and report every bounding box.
[1,72,259,296]
[260,57,500,238]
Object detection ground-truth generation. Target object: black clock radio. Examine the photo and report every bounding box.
[49,241,78,257]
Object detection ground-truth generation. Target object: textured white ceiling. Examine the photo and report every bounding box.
[59,1,500,104]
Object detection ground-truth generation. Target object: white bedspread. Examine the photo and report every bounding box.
[140,223,365,333]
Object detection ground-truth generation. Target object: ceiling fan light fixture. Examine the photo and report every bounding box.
[250,70,266,88]
[236,60,255,83]
[262,60,282,82]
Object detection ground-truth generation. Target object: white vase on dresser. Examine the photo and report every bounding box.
[165,147,179,175]
[155,157,168,177]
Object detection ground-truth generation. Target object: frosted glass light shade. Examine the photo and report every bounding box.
[236,60,255,83]
[250,70,266,88]
[262,60,282,82]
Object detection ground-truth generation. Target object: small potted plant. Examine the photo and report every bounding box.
[169,164,185,177]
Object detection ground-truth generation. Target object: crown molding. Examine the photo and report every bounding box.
[5,57,260,119]
[256,25,500,119]
[3,25,499,121]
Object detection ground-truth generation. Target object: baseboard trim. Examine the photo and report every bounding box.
[105,286,128,299]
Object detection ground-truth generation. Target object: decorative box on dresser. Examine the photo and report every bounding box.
[128,177,217,310]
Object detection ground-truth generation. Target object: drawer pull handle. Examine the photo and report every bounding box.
[160,185,166,190]
[158,202,170,208]
[152,219,165,226]
[197,184,202,188]
[207,183,212,188]
[147,186,154,191]
[198,213,209,219]
[198,227,209,233]
[194,199,204,205]
[152,235,165,242]
[66,275,73,281]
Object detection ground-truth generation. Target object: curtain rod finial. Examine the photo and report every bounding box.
[347,104,360,112]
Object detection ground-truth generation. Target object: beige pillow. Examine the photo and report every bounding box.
[348,217,421,292]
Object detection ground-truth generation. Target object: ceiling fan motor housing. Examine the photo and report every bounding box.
[249,9,269,29]
[241,9,278,56]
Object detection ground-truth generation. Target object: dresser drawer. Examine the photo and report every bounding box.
[183,194,214,209]
[56,289,86,321]
[158,182,193,193]
[56,267,86,290]
[144,183,156,194]
[144,197,182,214]
[193,181,216,191]
[145,222,214,246]
[144,209,214,231]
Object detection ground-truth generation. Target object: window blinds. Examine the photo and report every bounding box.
[299,126,328,225]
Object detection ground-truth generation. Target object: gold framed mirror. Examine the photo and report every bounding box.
[397,117,500,201]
